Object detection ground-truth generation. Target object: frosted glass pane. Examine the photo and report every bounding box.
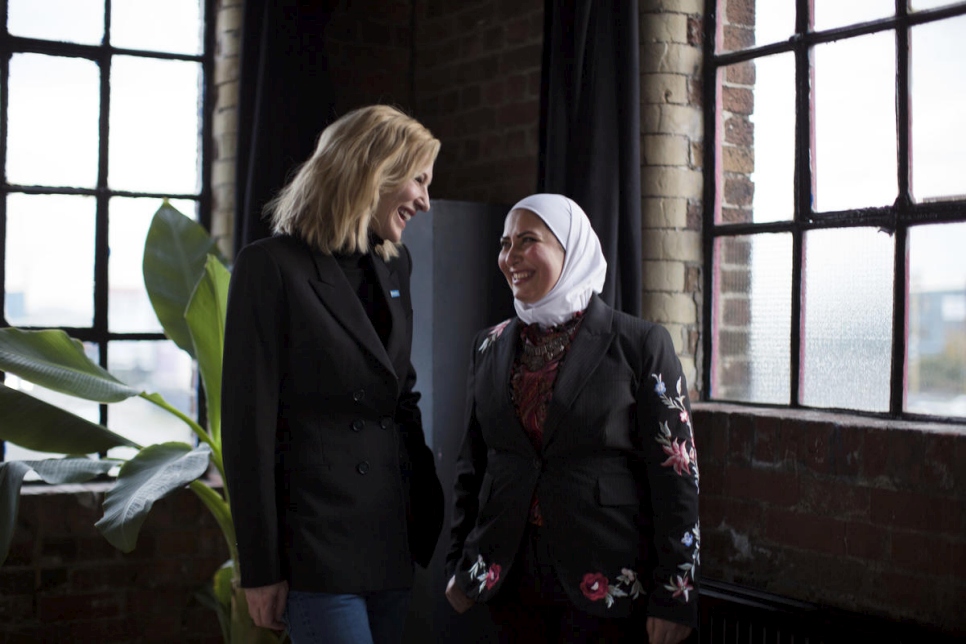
[907,223,966,417]
[802,228,894,411]
[717,54,796,224]
[712,234,792,403]
[813,32,897,212]
[911,15,966,203]
[106,340,196,461]
[8,0,103,45]
[814,0,894,31]
[111,0,203,55]
[716,0,795,53]
[911,0,963,9]
[108,198,197,332]
[7,54,100,188]
[5,194,96,328]
[109,56,202,194]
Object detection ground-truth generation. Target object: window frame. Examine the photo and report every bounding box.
[701,0,966,423]
[0,0,216,457]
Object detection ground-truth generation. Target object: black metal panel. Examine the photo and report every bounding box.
[403,199,513,644]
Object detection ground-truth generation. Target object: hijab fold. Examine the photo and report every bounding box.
[508,194,607,327]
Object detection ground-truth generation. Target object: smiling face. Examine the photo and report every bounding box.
[370,162,433,243]
[499,208,565,304]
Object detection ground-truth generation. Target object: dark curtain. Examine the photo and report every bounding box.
[538,0,642,316]
[234,0,338,255]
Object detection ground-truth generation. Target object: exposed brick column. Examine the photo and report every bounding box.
[639,0,705,395]
[212,0,243,259]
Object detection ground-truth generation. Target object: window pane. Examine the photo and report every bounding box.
[106,340,196,461]
[813,0,894,31]
[109,56,202,194]
[3,347,100,463]
[801,228,894,412]
[5,194,96,327]
[911,0,964,9]
[907,223,966,417]
[712,234,792,403]
[813,32,897,212]
[111,0,203,56]
[716,54,796,224]
[716,0,796,53]
[8,0,103,45]
[109,197,198,332]
[911,15,966,203]
[7,54,100,188]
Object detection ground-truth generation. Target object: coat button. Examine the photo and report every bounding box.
[351,419,364,432]
[380,417,392,430]
[353,389,365,402]
[532,458,542,471]
[357,461,370,475]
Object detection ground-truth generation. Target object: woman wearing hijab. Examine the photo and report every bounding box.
[444,194,699,643]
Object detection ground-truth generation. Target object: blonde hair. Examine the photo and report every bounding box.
[266,104,440,259]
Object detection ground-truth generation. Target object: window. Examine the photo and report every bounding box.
[703,1,966,420]
[1,0,213,460]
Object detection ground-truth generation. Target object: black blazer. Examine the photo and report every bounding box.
[446,294,699,627]
[222,234,443,593]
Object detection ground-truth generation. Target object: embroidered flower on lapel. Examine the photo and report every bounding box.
[478,318,512,353]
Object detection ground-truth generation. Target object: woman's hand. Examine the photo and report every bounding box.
[646,616,692,644]
[445,575,475,614]
[245,580,289,631]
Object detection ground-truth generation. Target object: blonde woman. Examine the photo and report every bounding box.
[222,105,444,644]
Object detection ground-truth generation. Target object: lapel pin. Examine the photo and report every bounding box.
[390,289,401,298]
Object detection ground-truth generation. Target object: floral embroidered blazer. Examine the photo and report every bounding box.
[446,294,699,626]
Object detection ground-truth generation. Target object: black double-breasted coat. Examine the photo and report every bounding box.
[446,294,700,627]
[221,234,443,593]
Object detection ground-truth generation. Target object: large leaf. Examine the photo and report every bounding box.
[95,442,211,552]
[0,384,139,453]
[143,202,223,359]
[1,458,115,565]
[0,328,138,402]
[0,461,31,567]
[186,254,230,441]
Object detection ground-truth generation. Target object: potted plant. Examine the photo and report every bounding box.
[0,202,283,643]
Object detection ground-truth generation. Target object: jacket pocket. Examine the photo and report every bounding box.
[595,473,639,506]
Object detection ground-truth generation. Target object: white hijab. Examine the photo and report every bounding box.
[508,194,607,327]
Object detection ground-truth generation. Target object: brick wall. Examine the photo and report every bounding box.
[413,0,544,205]
[694,404,966,633]
[1,484,227,643]
[639,0,705,394]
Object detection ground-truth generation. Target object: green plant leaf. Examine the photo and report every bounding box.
[0,457,114,566]
[186,255,230,441]
[195,560,233,644]
[0,461,32,567]
[28,457,116,484]
[143,202,223,359]
[95,442,211,552]
[0,328,139,402]
[0,384,139,453]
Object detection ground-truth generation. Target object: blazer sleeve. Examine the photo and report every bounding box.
[636,324,700,628]
[221,243,285,588]
[445,332,489,579]
[395,244,444,569]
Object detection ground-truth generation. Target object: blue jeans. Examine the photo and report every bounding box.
[285,589,412,644]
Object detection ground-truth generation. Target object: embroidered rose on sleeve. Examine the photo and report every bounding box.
[485,564,501,589]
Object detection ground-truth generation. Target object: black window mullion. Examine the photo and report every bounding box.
[700,0,718,400]
[789,0,812,407]
[891,0,911,416]
[95,2,112,427]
